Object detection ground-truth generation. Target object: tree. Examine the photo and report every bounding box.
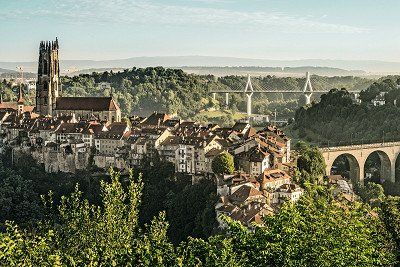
[355,181,385,204]
[0,173,43,228]
[212,152,234,175]
[32,170,175,266]
[166,180,217,244]
[295,142,326,185]
[380,196,400,261]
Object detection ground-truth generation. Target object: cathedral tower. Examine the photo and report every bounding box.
[36,38,60,116]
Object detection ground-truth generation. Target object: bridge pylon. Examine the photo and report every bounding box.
[303,71,313,105]
[244,74,254,119]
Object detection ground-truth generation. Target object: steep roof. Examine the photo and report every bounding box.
[55,97,119,111]
[260,169,291,184]
[229,185,264,203]
[0,102,34,113]
[160,135,217,148]
[141,112,171,126]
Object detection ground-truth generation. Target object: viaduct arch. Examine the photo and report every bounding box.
[320,142,400,183]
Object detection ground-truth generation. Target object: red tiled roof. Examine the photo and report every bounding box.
[0,102,34,113]
[229,185,263,203]
[55,97,119,111]
[260,169,291,184]
[141,112,171,126]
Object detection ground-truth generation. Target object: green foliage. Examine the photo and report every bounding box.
[359,78,397,102]
[0,223,61,266]
[380,196,400,261]
[60,69,375,122]
[62,67,212,118]
[0,166,43,228]
[294,141,326,185]
[166,180,217,244]
[0,170,398,266]
[247,187,397,266]
[0,153,106,226]
[294,82,400,146]
[355,181,385,204]
[212,152,234,175]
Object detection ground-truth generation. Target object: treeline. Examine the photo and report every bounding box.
[60,67,374,119]
[294,76,400,146]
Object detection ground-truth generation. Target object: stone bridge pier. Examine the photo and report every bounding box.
[320,142,400,184]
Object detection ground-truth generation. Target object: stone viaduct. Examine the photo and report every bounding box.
[320,142,400,183]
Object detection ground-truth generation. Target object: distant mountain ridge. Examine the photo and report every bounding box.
[0,68,15,74]
[1,56,400,74]
[180,66,366,77]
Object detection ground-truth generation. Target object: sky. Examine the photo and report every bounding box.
[0,0,399,62]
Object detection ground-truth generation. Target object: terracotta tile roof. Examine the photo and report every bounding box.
[237,146,270,162]
[96,122,129,139]
[55,97,119,111]
[107,122,128,133]
[259,169,291,184]
[160,135,216,148]
[141,112,171,126]
[0,101,35,113]
[230,203,274,225]
[216,203,238,214]
[229,185,264,203]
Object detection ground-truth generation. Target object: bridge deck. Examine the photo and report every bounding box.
[210,90,361,93]
[319,142,400,152]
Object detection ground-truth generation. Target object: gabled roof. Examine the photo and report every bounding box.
[237,145,270,162]
[232,122,250,133]
[141,112,170,126]
[55,97,119,111]
[160,135,217,148]
[96,122,129,139]
[260,169,291,184]
[0,102,34,113]
[229,185,263,203]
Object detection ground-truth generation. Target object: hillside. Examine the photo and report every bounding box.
[293,76,400,146]
[59,67,375,121]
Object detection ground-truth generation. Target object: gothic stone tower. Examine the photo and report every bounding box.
[36,38,60,116]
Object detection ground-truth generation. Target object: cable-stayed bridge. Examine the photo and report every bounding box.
[210,72,361,118]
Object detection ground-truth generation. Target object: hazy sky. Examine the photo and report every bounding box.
[0,0,399,61]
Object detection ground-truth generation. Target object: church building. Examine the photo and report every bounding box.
[35,38,121,122]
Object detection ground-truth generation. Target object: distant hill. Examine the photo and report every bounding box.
[0,72,36,79]
[180,66,366,77]
[0,68,15,74]
[65,68,126,76]
[1,56,400,75]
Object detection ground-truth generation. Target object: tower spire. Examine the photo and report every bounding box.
[17,85,24,104]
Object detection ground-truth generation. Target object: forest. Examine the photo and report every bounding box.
[57,68,374,122]
[2,143,400,266]
[293,76,400,146]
